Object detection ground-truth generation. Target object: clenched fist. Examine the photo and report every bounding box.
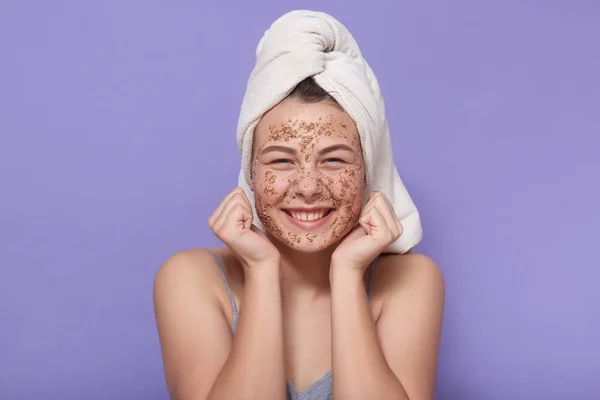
[208,187,280,269]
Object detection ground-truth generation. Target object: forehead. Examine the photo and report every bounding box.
[253,100,360,148]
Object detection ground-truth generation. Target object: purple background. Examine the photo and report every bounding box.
[1,1,599,399]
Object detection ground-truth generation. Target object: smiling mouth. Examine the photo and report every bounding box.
[283,208,333,222]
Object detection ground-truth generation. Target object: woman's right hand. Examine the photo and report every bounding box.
[208,187,280,269]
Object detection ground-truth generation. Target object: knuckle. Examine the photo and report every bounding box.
[232,203,246,212]
[232,193,245,203]
[385,230,395,242]
[216,226,232,240]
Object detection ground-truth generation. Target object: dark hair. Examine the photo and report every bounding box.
[286,77,341,108]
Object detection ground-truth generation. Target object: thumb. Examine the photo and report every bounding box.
[343,223,368,242]
[250,224,267,237]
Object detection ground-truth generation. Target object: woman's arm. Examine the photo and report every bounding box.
[154,250,286,400]
[330,254,445,400]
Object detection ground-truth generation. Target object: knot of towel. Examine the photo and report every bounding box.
[236,10,422,254]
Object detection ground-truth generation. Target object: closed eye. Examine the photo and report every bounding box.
[325,158,345,163]
[271,159,292,164]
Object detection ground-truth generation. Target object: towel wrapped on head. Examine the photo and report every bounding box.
[236,10,422,254]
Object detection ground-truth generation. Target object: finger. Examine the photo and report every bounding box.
[365,193,399,239]
[360,207,394,244]
[239,189,253,211]
[208,188,236,229]
[379,192,397,219]
[213,195,252,233]
[379,193,403,239]
[361,191,378,215]
[343,223,368,242]
[250,224,267,237]
[209,187,244,227]
[215,202,253,235]
[214,196,252,232]
[211,193,238,230]
[230,203,253,231]
[372,195,400,238]
[231,189,255,225]
[358,207,377,236]
[396,219,404,239]
[359,194,381,234]
[362,192,388,227]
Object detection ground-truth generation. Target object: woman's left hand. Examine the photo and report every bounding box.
[331,192,403,273]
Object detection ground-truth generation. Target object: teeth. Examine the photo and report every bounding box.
[289,210,327,221]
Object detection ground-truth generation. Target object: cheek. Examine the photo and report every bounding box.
[253,168,296,207]
[326,164,365,207]
[340,178,364,220]
[313,167,364,245]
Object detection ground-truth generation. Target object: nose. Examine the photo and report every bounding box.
[292,168,323,202]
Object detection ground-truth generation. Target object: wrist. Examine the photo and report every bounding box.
[329,262,364,284]
[243,260,281,279]
[330,254,364,271]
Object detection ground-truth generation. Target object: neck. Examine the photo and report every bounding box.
[269,234,338,299]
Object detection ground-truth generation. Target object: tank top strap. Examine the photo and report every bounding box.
[367,256,379,308]
[207,248,239,334]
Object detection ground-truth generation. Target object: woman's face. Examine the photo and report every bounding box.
[250,99,366,252]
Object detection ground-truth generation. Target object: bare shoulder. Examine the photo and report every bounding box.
[153,248,225,334]
[373,253,445,310]
[374,253,445,399]
[158,244,240,274]
[153,247,245,327]
[154,248,220,297]
[153,248,237,399]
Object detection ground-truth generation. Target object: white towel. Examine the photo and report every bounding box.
[236,10,422,254]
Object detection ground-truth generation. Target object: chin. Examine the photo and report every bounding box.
[287,239,336,253]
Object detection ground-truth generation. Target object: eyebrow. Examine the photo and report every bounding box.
[260,145,296,155]
[260,144,355,155]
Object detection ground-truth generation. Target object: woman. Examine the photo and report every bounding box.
[154,11,444,400]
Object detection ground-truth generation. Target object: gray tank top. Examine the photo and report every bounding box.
[207,248,379,400]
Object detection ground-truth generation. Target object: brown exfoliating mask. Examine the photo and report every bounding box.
[251,101,366,251]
